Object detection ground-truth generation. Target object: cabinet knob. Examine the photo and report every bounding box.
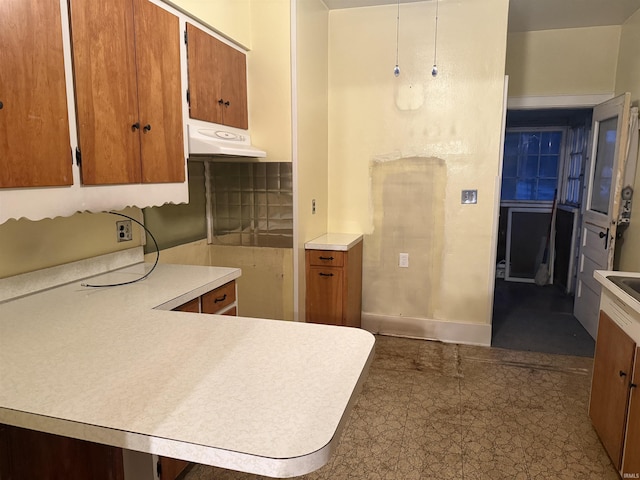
[631,383,638,389]
[0,101,3,110]
[143,124,151,132]
[224,100,230,107]
[131,122,140,131]
[620,370,628,377]
[218,98,224,105]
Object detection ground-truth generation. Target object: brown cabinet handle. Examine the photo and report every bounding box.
[319,256,334,261]
[143,124,151,132]
[218,98,224,105]
[620,370,627,377]
[319,273,334,277]
[131,122,140,131]
[224,100,230,107]
[631,383,637,389]
[214,293,227,303]
[0,101,3,110]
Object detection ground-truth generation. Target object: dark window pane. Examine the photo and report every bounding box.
[537,179,557,200]
[504,133,519,157]
[519,155,539,177]
[541,132,562,155]
[516,179,536,200]
[524,133,540,154]
[539,155,558,177]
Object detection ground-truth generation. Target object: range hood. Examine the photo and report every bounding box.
[188,125,266,158]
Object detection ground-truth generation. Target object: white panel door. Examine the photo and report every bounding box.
[574,93,631,338]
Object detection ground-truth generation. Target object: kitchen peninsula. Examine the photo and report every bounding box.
[0,249,374,478]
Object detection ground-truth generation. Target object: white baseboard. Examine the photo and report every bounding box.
[361,312,492,346]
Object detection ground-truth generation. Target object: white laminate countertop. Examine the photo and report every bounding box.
[305,233,363,251]
[594,270,640,316]
[0,262,375,477]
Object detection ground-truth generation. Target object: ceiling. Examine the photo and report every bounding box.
[321,0,640,32]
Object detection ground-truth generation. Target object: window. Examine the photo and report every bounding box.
[501,130,564,201]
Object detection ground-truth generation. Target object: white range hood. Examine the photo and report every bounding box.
[188,124,266,158]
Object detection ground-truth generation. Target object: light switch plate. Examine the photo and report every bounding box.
[461,189,478,204]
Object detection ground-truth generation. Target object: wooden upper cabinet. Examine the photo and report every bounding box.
[133,0,185,184]
[589,311,636,469]
[69,0,184,185]
[0,0,72,188]
[186,23,248,130]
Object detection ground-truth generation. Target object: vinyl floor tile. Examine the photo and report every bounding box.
[182,335,617,480]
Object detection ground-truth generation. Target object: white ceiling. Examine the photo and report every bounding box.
[321,0,640,32]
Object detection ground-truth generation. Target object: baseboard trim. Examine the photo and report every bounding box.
[361,312,492,346]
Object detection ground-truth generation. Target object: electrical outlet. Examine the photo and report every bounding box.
[312,199,316,214]
[399,252,409,268]
[116,220,133,242]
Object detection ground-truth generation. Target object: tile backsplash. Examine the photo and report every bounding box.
[209,163,293,248]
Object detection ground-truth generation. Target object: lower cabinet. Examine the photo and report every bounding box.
[589,310,639,476]
[0,424,124,480]
[305,241,362,327]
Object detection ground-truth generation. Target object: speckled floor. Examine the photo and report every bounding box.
[183,335,617,480]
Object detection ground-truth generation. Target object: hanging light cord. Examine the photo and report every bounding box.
[432,0,439,76]
[394,0,400,76]
[81,211,160,288]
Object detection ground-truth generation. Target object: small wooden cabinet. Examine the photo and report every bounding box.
[186,23,248,130]
[0,424,124,480]
[305,236,363,327]
[623,346,640,476]
[589,311,636,468]
[0,0,72,188]
[69,0,185,185]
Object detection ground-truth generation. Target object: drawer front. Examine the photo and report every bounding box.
[173,297,200,313]
[202,281,236,314]
[307,250,344,267]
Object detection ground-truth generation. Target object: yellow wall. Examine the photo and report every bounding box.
[247,0,292,162]
[166,0,251,47]
[327,0,509,326]
[615,8,640,271]
[0,208,143,279]
[506,26,620,97]
[295,0,329,320]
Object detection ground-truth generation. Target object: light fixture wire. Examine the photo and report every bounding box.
[432,0,439,76]
[394,0,400,76]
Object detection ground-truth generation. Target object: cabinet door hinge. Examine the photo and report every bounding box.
[186,89,190,106]
[75,147,82,166]
[157,459,162,478]
[184,29,188,45]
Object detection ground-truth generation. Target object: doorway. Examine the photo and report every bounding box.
[492,108,596,357]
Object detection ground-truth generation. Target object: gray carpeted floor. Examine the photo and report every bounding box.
[491,280,595,357]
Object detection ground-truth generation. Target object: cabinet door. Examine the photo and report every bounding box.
[306,266,344,325]
[622,347,640,477]
[0,0,72,188]
[589,311,636,468]
[133,0,185,184]
[0,424,124,480]
[158,456,189,480]
[186,24,248,129]
[70,0,141,185]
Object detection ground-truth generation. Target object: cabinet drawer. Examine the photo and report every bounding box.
[173,298,200,313]
[202,281,236,314]
[307,250,344,267]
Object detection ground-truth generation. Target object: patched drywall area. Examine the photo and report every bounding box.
[364,157,446,319]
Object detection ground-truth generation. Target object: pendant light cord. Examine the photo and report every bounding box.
[433,0,439,70]
[395,0,400,69]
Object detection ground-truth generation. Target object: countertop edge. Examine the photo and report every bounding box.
[594,270,640,316]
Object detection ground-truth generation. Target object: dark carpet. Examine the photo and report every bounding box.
[491,279,595,357]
